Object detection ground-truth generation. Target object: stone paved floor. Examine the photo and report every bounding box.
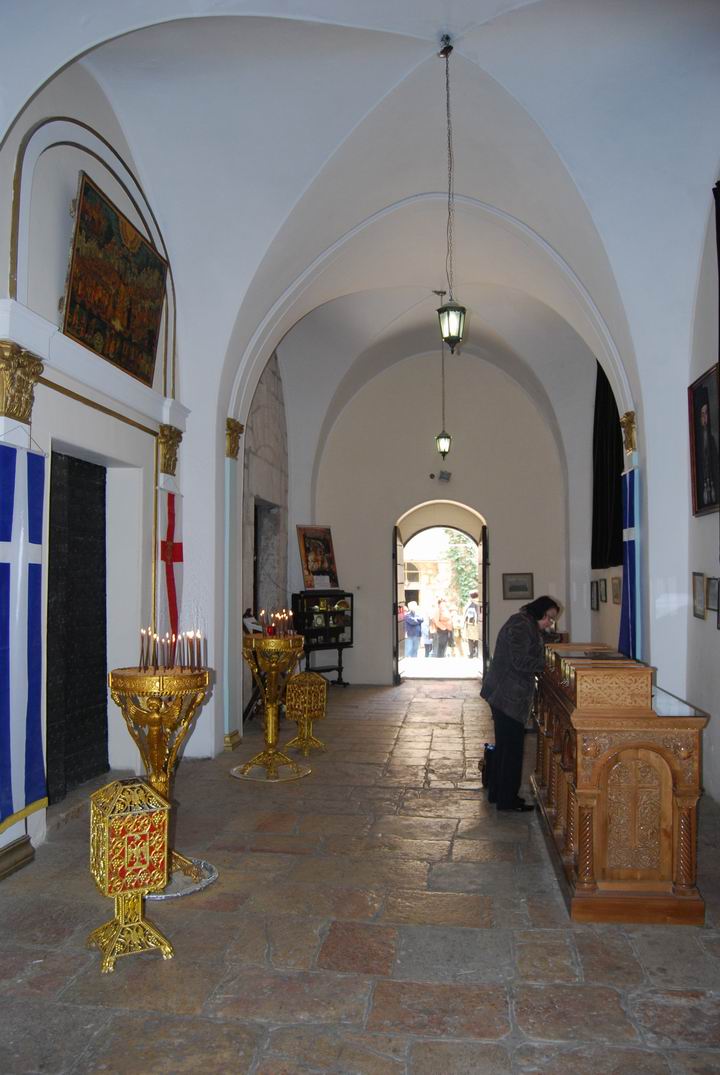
[2,679,720,1074]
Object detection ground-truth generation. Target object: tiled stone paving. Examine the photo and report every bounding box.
[1,679,720,1073]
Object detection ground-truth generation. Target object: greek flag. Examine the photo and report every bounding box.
[618,464,640,659]
[0,443,47,834]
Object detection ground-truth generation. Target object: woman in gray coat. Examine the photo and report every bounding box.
[480,595,560,811]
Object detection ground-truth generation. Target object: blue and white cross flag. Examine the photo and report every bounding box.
[0,443,47,834]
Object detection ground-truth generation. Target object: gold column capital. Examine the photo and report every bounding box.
[0,340,44,424]
[619,410,636,454]
[158,424,183,476]
[226,418,244,460]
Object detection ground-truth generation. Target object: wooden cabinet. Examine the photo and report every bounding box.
[532,642,709,924]
[291,590,353,685]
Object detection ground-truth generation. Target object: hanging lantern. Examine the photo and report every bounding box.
[436,430,452,458]
[436,34,467,352]
[437,300,466,354]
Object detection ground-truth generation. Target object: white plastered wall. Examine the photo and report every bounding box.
[687,207,720,798]
[315,353,566,683]
[590,569,623,648]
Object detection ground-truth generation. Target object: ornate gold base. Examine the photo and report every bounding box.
[172,849,203,883]
[230,747,311,782]
[224,729,241,751]
[285,731,326,757]
[87,892,173,973]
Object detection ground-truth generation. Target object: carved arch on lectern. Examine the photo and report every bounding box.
[596,747,673,883]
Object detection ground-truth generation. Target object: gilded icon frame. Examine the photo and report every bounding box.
[296,526,339,590]
[63,172,168,387]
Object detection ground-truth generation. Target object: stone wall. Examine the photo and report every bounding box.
[242,353,289,622]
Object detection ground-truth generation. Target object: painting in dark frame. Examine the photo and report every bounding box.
[297,526,340,590]
[590,580,599,611]
[688,364,720,516]
[501,572,534,601]
[692,572,706,619]
[63,173,167,387]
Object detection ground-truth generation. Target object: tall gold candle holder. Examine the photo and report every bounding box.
[108,666,209,884]
[231,634,309,781]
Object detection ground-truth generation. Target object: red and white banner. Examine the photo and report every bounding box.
[157,491,183,639]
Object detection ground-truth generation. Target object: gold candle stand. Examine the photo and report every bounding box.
[108,667,209,883]
[231,634,309,781]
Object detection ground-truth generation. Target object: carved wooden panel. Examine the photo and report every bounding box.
[597,748,672,882]
[576,672,651,708]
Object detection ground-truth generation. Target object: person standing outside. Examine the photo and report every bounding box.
[464,590,481,658]
[420,610,433,658]
[480,595,560,812]
[404,601,423,658]
[431,598,453,658]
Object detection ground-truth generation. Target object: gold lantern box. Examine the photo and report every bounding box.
[88,778,173,973]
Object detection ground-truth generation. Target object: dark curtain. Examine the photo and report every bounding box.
[714,182,720,566]
[714,182,720,363]
[591,362,623,568]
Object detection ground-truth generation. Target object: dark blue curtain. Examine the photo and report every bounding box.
[591,362,623,569]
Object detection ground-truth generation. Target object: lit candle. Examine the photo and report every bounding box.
[139,628,146,671]
[196,630,202,669]
[171,633,176,667]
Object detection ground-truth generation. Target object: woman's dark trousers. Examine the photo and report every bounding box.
[488,707,525,809]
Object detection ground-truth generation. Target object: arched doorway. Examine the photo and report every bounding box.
[393,501,489,683]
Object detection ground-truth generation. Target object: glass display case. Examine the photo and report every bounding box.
[291,590,354,685]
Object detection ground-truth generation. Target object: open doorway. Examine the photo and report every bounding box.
[395,523,488,681]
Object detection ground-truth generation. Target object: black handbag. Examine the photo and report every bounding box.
[479,742,495,788]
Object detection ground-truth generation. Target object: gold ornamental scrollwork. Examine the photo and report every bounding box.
[620,411,637,454]
[226,418,244,460]
[579,730,698,785]
[158,424,183,476]
[0,341,44,423]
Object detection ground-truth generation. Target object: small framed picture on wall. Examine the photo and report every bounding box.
[706,577,719,613]
[692,572,706,619]
[611,576,621,605]
[599,578,607,603]
[590,580,599,611]
[502,573,534,601]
